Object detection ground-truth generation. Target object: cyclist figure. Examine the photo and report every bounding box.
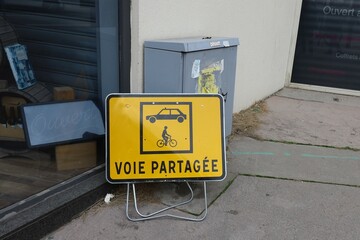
[162,126,171,146]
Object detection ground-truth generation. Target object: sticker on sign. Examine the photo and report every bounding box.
[105,94,226,183]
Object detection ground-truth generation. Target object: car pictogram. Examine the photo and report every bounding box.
[146,108,187,123]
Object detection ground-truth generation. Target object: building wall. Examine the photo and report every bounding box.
[130,0,303,112]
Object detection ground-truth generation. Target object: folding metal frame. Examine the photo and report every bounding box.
[125,181,208,221]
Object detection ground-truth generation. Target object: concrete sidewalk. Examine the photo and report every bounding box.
[256,87,360,150]
[43,88,360,240]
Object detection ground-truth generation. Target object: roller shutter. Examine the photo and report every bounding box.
[0,0,98,99]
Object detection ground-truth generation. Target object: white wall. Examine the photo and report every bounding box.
[130,0,303,112]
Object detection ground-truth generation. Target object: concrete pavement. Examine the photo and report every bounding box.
[256,87,360,149]
[43,88,360,240]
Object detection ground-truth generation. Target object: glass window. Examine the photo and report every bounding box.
[0,0,118,210]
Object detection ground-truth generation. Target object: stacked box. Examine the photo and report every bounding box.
[53,86,97,171]
[56,141,97,171]
[0,95,26,141]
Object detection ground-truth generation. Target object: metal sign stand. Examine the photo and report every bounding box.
[125,181,208,222]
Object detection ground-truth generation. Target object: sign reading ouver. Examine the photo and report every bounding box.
[106,94,226,183]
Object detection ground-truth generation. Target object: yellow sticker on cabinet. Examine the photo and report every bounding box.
[106,94,226,183]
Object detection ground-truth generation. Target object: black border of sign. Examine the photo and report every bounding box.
[139,101,193,154]
[105,93,226,184]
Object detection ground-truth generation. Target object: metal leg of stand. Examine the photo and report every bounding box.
[133,181,195,218]
[126,181,208,222]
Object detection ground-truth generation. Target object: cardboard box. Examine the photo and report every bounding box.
[0,125,25,141]
[56,141,97,171]
[53,86,75,101]
[0,95,26,141]
[1,95,27,107]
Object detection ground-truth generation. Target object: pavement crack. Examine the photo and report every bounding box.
[255,138,360,152]
[238,173,360,189]
[182,175,238,216]
[274,94,325,104]
[209,175,238,206]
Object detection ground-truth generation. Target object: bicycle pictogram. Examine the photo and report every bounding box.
[156,136,177,148]
[157,126,177,148]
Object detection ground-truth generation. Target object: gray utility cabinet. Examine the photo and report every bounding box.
[144,37,239,136]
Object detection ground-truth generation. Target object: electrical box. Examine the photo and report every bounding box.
[144,37,239,136]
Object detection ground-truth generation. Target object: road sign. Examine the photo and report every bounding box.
[106,94,226,183]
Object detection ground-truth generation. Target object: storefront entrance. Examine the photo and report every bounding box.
[0,0,130,238]
[292,0,360,91]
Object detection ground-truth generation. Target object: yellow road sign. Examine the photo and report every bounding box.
[106,94,226,183]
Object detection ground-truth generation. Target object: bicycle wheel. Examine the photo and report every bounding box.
[169,139,177,147]
[157,139,165,148]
